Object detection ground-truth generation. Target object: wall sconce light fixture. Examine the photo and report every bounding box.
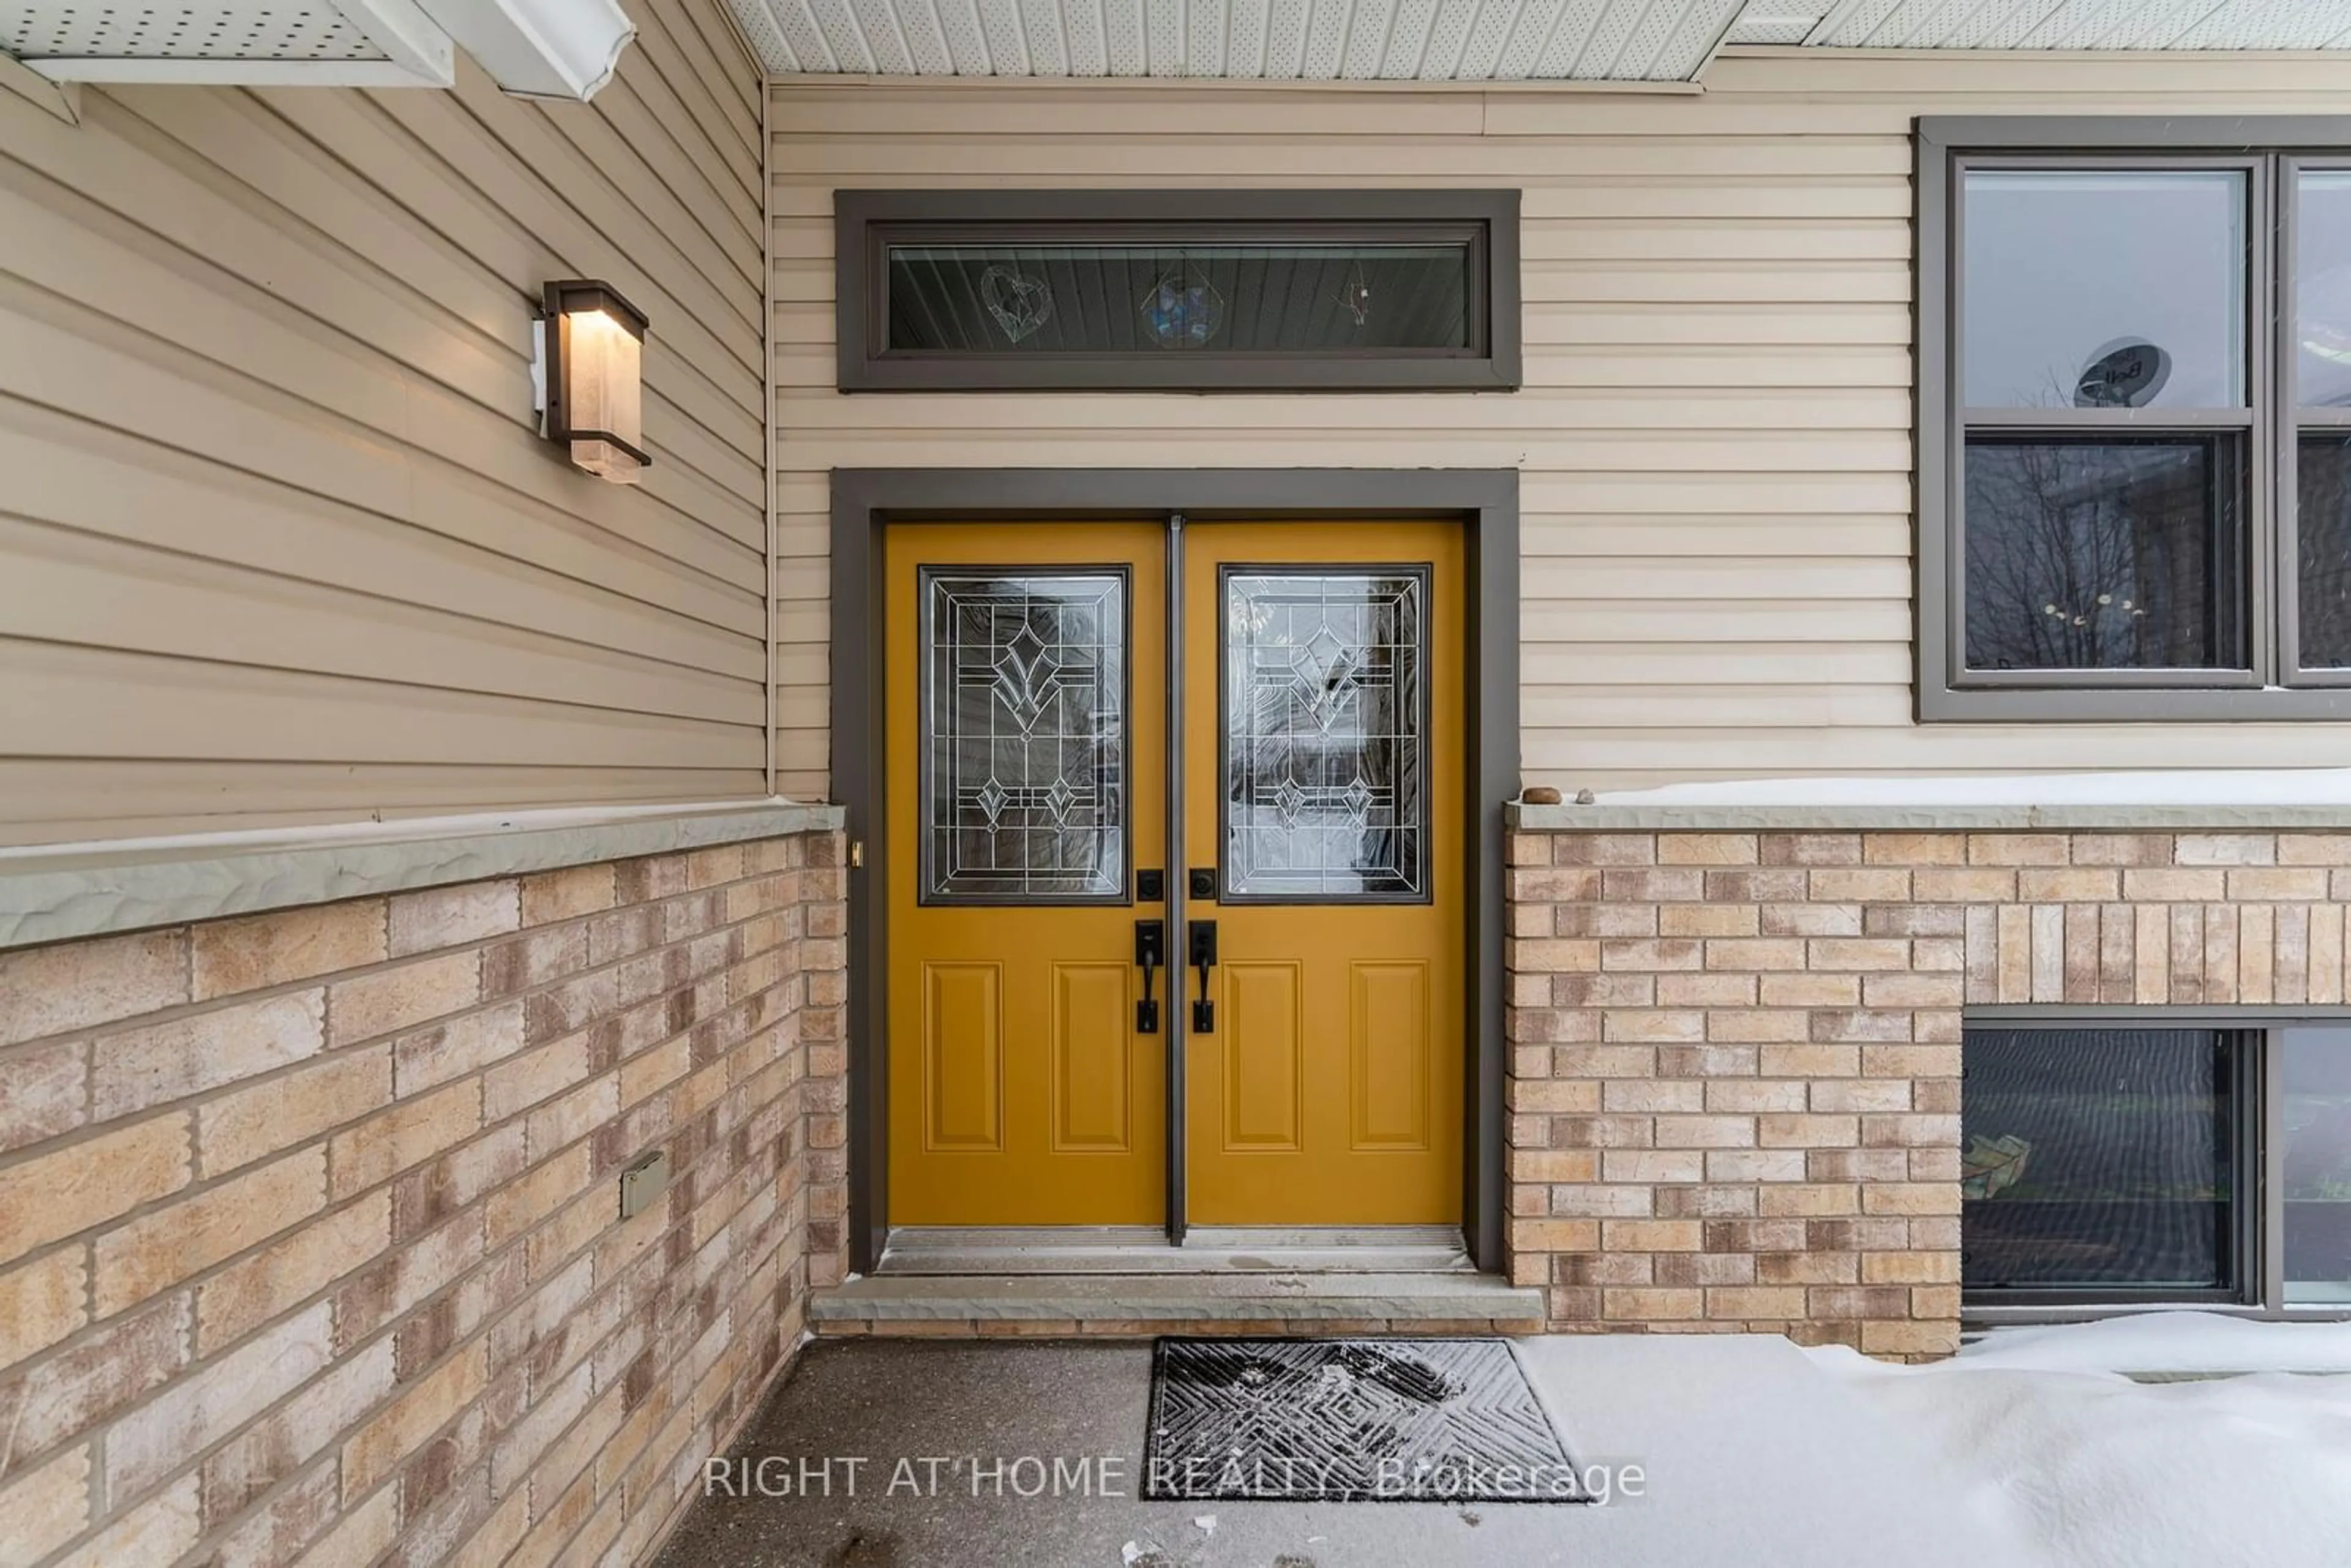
[535,280,650,484]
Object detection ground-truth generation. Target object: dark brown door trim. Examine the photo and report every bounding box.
[831,468,1520,1274]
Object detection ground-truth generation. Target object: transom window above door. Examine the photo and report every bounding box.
[1918,119,2351,720]
[834,190,1521,391]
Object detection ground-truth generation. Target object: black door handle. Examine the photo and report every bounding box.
[1188,920,1217,1033]
[1134,920,1164,1033]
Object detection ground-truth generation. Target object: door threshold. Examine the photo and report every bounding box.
[815,1270,1543,1332]
[874,1225,1474,1277]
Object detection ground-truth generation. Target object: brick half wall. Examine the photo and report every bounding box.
[1504,828,2351,1360]
[0,831,846,1568]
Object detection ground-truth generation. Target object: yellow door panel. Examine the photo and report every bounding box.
[1352,962,1431,1150]
[1222,962,1305,1150]
[885,522,1166,1226]
[1052,964,1134,1151]
[1182,520,1465,1226]
[921,963,1003,1150]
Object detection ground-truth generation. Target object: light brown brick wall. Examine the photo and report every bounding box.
[0,832,846,1568]
[1506,827,2351,1360]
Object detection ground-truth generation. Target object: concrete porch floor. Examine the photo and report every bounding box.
[648,1334,2038,1568]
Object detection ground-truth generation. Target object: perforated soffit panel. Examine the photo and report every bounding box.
[1802,0,2351,50]
[0,0,449,81]
[2,2,381,59]
[0,0,639,96]
[727,0,2351,79]
[728,0,1750,80]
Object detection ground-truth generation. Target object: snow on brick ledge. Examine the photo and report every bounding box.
[1510,770,2351,831]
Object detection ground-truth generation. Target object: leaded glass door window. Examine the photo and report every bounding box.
[1219,566,1430,902]
[920,568,1129,903]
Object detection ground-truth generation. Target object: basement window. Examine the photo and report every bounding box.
[1918,119,2351,720]
[1963,1019,2351,1315]
[834,190,1521,392]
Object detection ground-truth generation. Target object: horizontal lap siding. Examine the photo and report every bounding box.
[768,54,2351,795]
[0,0,770,845]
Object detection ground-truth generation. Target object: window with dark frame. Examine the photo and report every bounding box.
[1962,1019,2351,1314]
[1918,120,2351,721]
[1962,1026,2249,1301]
[834,190,1521,392]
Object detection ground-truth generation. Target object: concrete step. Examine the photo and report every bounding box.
[811,1270,1545,1329]
[877,1224,1475,1277]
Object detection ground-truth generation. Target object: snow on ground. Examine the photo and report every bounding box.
[1584,768,2351,807]
[1807,1315,2351,1568]
[1951,1311,2351,1374]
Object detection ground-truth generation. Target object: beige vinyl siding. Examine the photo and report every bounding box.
[0,0,770,846]
[0,56,76,126]
[770,52,2351,794]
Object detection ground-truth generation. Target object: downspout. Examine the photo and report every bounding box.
[761,73,778,799]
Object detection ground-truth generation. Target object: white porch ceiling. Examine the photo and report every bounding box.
[729,0,1749,78]
[1733,0,2351,48]
[731,0,2351,78]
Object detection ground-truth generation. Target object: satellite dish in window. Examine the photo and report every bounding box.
[2074,337,2172,408]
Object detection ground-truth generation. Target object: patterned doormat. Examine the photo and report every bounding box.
[1141,1338,1586,1503]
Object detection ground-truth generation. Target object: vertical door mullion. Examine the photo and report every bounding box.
[2250,156,2277,686]
[2276,156,2298,683]
[2262,1028,2287,1315]
[1166,512,1187,1245]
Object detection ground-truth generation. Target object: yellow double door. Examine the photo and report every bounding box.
[885,519,1463,1228]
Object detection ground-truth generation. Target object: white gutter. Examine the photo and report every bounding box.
[413,0,637,99]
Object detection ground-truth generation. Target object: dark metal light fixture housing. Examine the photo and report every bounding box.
[538,279,651,483]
